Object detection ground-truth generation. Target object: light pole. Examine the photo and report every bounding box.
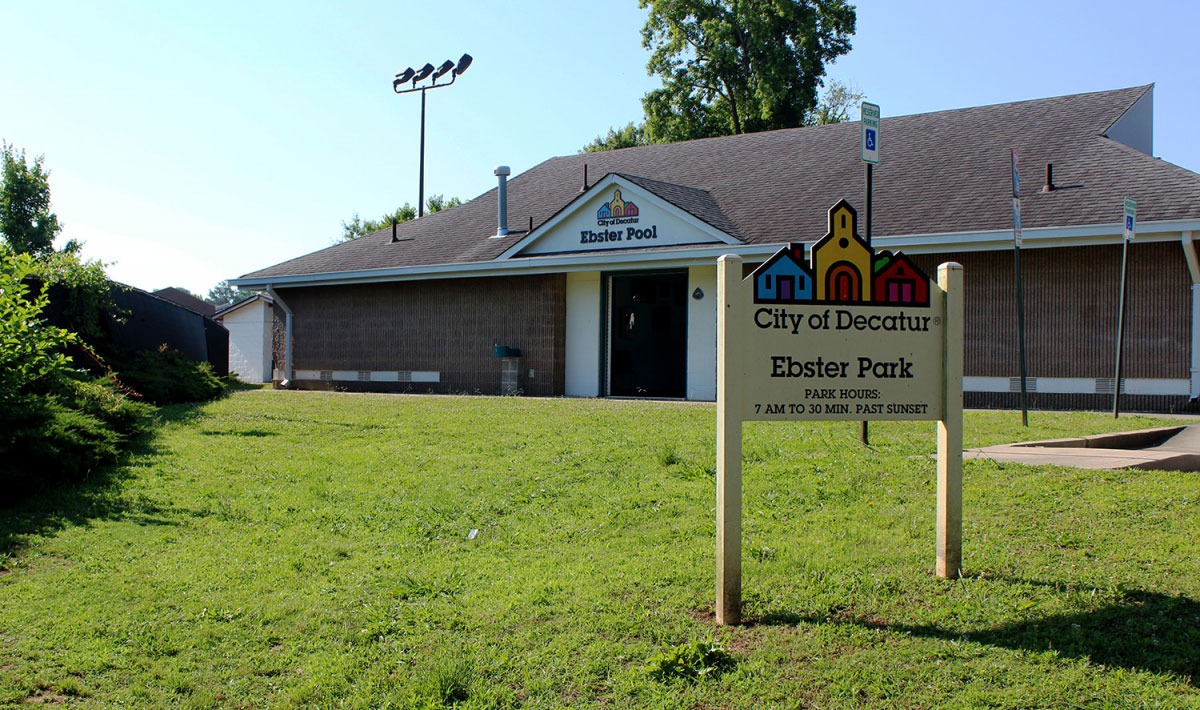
[393,53,472,218]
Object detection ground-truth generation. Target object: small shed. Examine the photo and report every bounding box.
[214,294,275,383]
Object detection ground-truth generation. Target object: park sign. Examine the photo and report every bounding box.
[714,200,964,625]
[724,200,952,421]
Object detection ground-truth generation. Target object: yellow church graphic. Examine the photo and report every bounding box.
[596,189,639,221]
[812,200,873,303]
[751,199,931,307]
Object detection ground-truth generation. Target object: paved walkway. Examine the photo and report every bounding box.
[965,425,1200,471]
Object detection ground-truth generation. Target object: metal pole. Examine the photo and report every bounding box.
[1113,239,1131,417]
[418,88,426,218]
[1014,245,1029,426]
[1011,149,1029,427]
[861,162,873,445]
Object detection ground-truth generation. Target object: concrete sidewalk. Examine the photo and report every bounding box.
[965,425,1200,471]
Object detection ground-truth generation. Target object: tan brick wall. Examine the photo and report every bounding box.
[272,274,566,396]
[907,242,1195,411]
[911,242,1189,381]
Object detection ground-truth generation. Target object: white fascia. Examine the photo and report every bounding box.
[875,218,1200,254]
[230,218,1200,291]
[229,243,781,290]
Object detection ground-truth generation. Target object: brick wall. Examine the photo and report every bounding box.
[272,274,566,396]
[911,242,1195,411]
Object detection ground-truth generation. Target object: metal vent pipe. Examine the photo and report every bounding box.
[495,165,511,236]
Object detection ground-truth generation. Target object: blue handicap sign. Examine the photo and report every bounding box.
[1126,215,1134,231]
[865,128,877,151]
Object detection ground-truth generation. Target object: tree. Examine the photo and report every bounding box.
[639,0,855,143]
[804,79,864,126]
[581,122,648,153]
[1,143,62,257]
[205,280,251,307]
[340,194,462,241]
[0,246,75,404]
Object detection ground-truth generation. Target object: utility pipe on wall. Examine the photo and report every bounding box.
[1180,231,1200,399]
[265,286,294,387]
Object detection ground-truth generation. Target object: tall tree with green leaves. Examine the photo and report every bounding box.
[0,143,62,257]
[640,0,855,142]
[580,2,858,152]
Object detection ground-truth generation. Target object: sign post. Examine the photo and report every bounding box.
[1113,197,1137,418]
[860,101,881,446]
[1011,148,1029,426]
[715,201,964,624]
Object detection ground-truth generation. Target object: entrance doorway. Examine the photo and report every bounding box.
[608,271,688,397]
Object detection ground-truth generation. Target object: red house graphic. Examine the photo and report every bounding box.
[872,251,930,306]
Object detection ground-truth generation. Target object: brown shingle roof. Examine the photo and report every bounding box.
[241,85,1200,281]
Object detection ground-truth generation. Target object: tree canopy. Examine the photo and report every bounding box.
[583,0,857,151]
[340,194,462,241]
[640,0,856,141]
[581,122,648,154]
[1,143,62,257]
[205,280,251,307]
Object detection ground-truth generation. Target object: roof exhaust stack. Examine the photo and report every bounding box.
[494,165,510,237]
[1042,163,1055,192]
[581,163,588,192]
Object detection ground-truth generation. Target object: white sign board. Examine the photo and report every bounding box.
[861,102,880,164]
[713,200,964,626]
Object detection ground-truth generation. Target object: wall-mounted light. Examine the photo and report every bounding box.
[693,288,704,300]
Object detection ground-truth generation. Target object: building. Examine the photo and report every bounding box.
[214,294,275,384]
[230,85,1200,411]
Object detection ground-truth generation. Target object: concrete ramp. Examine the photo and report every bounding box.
[965,425,1200,471]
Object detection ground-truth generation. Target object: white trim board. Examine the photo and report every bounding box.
[294,370,440,383]
[963,376,1187,396]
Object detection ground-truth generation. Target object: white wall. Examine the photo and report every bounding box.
[687,264,717,401]
[223,299,273,383]
[565,271,602,397]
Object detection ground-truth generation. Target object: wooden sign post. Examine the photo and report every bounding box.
[715,201,963,625]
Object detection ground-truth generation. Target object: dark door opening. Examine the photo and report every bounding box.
[608,271,688,398]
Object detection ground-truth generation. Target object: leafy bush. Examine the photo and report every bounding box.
[0,248,155,495]
[117,344,226,405]
[643,639,735,681]
[68,377,155,438]
[0,378,153,493]
[0,248,75,404]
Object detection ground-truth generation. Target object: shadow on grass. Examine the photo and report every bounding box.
[753,586,1200,685]
[0,400,211,558]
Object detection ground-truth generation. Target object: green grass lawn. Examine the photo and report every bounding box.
[1,391,1198,708]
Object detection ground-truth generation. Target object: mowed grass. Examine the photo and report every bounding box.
[1,391,1198,708]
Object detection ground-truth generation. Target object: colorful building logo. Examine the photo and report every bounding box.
[752,200,931,307]
[597,189,640,226]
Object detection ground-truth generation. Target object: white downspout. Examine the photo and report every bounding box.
[265,286,294,387]
[1180,231,1200,399]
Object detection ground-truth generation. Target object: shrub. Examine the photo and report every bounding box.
[0,395,118,491]
[0,249,155,495]
[0,247,75,404]
[69,377,155,438]
[117,344,226,405]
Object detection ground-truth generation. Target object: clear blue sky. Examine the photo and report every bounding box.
[2,0,1196,297]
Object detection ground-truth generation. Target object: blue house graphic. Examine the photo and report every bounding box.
[753,243,813,303]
